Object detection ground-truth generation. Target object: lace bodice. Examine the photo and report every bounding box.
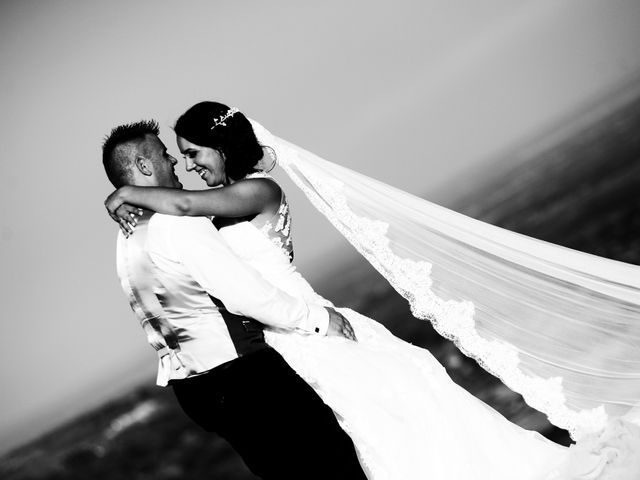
[245,172,294,262]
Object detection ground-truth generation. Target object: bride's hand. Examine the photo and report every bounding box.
[325,308,357,342]
[105,187,141,237]
[104,186,129,218]
[112,204,143,237]
[105,199,142,237]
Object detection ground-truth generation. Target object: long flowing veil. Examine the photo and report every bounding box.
[250,119,640,446]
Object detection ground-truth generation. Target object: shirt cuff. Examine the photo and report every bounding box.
[299,305,329,336]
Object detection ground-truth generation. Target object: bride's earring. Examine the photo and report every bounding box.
[263,145,278,173]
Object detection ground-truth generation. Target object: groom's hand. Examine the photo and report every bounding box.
[325,308,357,342]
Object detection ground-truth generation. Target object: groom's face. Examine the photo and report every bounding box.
[143,134,182,189]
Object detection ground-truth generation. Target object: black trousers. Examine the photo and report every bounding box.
[171,348,367,480]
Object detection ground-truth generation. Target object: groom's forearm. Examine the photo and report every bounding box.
[172,216,329,335]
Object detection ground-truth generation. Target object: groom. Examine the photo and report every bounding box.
[102,120,366,480]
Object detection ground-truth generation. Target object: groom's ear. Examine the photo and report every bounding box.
[134,155,153,177]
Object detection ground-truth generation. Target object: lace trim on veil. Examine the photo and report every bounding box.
[279,154,607,439]
[248,120,640,451]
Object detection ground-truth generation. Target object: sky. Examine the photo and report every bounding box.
[0,0,638,454]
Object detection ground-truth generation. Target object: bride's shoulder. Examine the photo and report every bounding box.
[234,173,283,213]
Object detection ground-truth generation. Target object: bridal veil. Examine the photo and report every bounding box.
[249,120,640,448]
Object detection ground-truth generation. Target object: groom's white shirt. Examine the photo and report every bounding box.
[117,212,329,386]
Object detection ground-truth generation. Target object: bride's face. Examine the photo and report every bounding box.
[177,136,227,187]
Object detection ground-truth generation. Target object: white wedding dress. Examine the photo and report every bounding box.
[218,173,570,480]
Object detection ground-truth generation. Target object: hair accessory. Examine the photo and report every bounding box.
[211,107,240,130]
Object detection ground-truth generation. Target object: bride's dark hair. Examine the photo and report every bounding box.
[174,101,263,181]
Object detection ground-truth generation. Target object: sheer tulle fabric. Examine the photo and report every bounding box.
[249,120,640,443]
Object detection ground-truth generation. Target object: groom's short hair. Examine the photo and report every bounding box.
[102,120,160,187]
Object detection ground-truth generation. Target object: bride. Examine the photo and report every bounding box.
[106,101,640,479]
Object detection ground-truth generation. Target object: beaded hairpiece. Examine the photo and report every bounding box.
[211,107,239,130]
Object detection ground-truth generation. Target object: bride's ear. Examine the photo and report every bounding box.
[134,155,153,176]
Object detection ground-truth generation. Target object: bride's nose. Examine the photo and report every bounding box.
[184,157,195,171]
